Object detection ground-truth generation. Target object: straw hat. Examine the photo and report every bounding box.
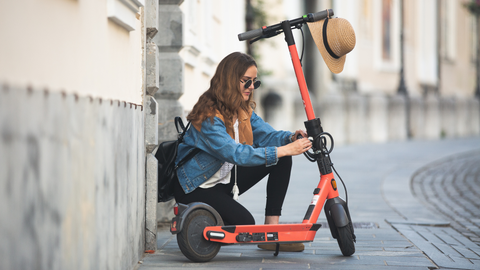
[307,17,356,74]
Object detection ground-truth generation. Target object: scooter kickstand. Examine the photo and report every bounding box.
[274,243,280,256]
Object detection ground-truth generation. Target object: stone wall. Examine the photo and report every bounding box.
[0,85,145,270]
[155,1,185,224]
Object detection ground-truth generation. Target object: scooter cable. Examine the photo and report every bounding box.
[332,164,349,206]
[299,26,305,64]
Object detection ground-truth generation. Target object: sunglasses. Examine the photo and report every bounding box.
[241,79,261,89]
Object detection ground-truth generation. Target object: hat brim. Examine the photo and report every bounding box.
[307,20,346,74]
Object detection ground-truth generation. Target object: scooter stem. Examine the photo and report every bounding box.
[281,20,316,121]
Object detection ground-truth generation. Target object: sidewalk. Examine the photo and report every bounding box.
[138,137,480,270]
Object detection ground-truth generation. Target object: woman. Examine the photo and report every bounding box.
[173,52,312,251]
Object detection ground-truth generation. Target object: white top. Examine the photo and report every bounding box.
[199,119,239,189]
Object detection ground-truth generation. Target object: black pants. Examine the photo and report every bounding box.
[173,156,292,225]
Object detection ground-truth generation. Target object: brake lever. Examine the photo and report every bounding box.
[249,30,283,44]
[249,36,262,44]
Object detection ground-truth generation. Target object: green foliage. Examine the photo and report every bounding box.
[246,0,277,78]
[249,0,268,29]
[464,0,480,16]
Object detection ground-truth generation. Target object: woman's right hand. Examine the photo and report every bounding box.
[277,138,312,158]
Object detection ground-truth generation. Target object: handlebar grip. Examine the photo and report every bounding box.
[311,9,334,22]
[238,28,263,41]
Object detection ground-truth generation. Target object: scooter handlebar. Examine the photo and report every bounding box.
[237,9,334,41]
[238,28,263,41]
[311,9,334,22]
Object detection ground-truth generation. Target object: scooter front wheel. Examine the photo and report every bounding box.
[176,209,221,262]
[336,223,355,256]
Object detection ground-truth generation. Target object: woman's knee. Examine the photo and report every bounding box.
[278,156,293,166]
[278,155,292,169]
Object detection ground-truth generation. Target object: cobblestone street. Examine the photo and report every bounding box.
[412,150,480,245]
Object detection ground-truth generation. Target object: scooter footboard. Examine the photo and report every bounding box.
[324,197,353,239]
[203,223,322,244]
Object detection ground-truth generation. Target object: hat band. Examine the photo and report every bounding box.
[322,18,340,59]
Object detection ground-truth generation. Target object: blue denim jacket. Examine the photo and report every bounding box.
[175,111,293,194]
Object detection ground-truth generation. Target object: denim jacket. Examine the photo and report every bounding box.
[175,110,293,194]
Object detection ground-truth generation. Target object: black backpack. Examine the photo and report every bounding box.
[156,117,200,202]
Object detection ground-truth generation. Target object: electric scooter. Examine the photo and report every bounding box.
[170,9,356,262]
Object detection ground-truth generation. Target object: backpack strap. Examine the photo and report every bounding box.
[173,116,201,169]
[174,116,186,134]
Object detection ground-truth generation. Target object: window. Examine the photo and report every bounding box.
[373,0,400,72]
[440,0,456,61]
[382,0,392,61]
[416,0,438,85]
[107,0,145,31]
[471,16,478,63]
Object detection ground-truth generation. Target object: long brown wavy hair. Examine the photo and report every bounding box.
[187,52,257,128]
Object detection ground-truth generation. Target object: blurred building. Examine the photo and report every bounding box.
[252,0,480,144]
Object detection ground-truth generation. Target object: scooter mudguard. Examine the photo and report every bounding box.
[330,203,349,227]
[324,197,353,238]
[170,202,224,234]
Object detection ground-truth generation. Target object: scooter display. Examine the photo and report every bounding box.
[170,9,356,262]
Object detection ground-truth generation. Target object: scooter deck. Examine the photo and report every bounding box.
[203,223,322,244]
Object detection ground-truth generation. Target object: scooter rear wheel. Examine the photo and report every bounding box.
[336,223,355,256]
[176,209,221,262]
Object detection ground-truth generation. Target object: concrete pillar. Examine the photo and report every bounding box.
[345,93,367,144]
[424,94,441,139]
[409,96,425,139]
[156,0,184,224]
[468,98,480,136]
[387,95,407,141]
[145,152,158,248]
[454,98,469,137]
[144,96,158,250]
[439,97,456,138]
[144,0,160,251]
[367,95,388,143]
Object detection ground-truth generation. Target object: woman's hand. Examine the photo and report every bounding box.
[291,129,308,141]
[277,138,312,158]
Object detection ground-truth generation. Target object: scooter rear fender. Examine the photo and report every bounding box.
[170,202,224,234]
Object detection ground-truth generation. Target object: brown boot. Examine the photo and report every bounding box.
[257,243,305,252]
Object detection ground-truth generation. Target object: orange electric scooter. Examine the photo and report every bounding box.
[170,9,356,262]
